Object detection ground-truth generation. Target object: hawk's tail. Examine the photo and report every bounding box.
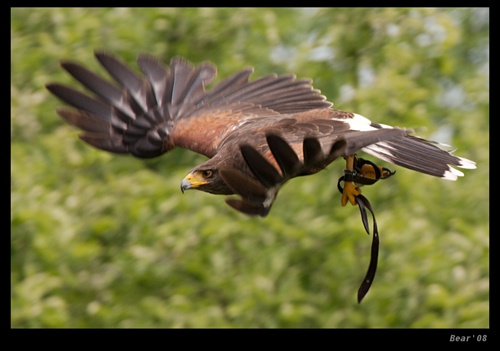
[362,135,476,180]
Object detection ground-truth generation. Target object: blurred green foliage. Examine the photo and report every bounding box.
[11,8,488,328]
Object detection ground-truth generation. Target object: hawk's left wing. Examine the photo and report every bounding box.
[219,129,403,216]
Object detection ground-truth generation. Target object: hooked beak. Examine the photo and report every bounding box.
[180,172,207,193]
[180,178,191,193]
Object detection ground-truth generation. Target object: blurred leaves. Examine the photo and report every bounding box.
[11,8,488,328]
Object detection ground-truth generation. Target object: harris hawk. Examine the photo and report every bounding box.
[46,52,475,302]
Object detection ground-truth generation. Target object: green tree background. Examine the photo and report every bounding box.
[11,8,489,328]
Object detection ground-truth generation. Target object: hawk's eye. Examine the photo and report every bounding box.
[202,170,213,178]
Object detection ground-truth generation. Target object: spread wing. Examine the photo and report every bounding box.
[219,129,406,217]
[46,51,331,159]
[218,111,476,216]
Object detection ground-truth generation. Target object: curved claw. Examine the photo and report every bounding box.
[341,181,361,207]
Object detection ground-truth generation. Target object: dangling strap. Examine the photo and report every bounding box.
[337,179,379,303]
[336,156,394,303]
[354,194,379,303]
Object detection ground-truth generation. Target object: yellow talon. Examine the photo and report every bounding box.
[339,155,394,208]
[341,155,361,207]
[341,181,361,207]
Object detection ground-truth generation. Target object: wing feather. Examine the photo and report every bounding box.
[218,108,474,216]
[47,52,331,158]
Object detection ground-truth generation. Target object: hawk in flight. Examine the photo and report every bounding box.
[47,52,475,302]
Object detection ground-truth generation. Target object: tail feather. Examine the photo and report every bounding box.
[363,135,476,180]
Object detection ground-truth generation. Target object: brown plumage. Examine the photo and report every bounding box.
[47,52,477,302]
[46,52,475,216]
